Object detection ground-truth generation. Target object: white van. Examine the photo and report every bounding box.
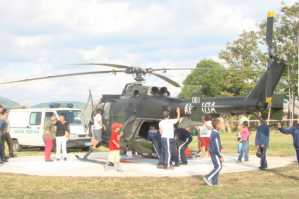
[9,108,91,151]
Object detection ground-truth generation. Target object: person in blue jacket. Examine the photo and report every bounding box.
[203,118,224,186]
[255,116,270,170]
[278,122,299,164]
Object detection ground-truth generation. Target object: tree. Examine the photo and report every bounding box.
[179,59,225,99]
[219,2,299,97]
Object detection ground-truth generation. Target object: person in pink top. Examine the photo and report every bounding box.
[237,121,250,162]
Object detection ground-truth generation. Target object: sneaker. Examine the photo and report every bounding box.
[202,176,213,186]
[45,159,54,162]
[181,162,188,165]
[157,164,164,169]
[56,159,60,161]
[259,166,267,170]
[63,158,67,161]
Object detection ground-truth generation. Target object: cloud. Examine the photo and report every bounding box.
[0,0,295,105]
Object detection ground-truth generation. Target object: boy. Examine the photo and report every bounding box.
[147,124,162,166]
[255,116,270,170]
[159,107,181,169]
[203,118,224,186]
[175,127,193,165]
[105,122,124,171]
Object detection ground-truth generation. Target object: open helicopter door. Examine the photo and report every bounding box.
[81,90,94,133]
[123,117,156,155]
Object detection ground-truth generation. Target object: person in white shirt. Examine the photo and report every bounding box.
[200,115,213,156]
[92,110,103,149]
[159,107,181,169]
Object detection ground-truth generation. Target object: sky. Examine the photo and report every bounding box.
[0,0,297,106]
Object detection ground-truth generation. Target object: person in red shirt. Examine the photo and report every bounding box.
[105,122,123,171]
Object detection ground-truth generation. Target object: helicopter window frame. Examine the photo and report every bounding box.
[103,103,111,120]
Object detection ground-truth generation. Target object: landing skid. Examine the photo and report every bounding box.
[75,154,107,165]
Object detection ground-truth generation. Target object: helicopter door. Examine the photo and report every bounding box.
[102,102,111,143]
[129,119,158,155]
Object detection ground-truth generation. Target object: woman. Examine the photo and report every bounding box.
[44,116,57,162]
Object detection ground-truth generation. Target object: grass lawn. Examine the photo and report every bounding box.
[0,164,298,199]
[1,129,297,199]
[14,130,296,157]
[189,130,296,157]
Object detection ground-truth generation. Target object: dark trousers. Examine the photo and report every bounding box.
[148,133,162,164]
[295,147,299,164]
[260,147,267,169]
[177,137,192,164]
[206,153,222,185]
[3,133,14,157]
[0,134,4,161]
[161,138,177,167]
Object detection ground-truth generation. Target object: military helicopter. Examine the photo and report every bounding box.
[0,12,285,156]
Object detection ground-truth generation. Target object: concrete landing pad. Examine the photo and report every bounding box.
[0,153,294,177]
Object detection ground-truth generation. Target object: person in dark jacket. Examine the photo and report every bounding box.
[0,111,7,164]
[203,118,224,186]
[147,124,162,166]
[255,117,270,170]
[277,122,299,164]
[175,128,193,165]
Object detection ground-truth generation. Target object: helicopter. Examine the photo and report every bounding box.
[0,12,285,156]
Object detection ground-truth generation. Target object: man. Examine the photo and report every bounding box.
[277,122,299,164]
[92,110,103,149]
[55,114,70,161]
[0,110,6,164]
[159,107,181,169]
[203,118,224,186]
[175,127,193,165]
[2,109,15,158]
[255,116,270,170]
[147,124,162,166]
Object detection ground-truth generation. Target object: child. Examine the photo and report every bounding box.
[105,122,124,172]
[237,121,250,162]
[199,116,212,157]
[203,118,224,186]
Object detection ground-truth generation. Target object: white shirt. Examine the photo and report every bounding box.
[93,113,103,130]
[159,118,177,139]
[200,121,212,138]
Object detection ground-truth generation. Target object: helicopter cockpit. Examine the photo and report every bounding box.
[121,83,171,97]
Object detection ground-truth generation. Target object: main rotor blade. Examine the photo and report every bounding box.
[0,70,124,85]
[75,63,131,69]
[266,11,274,52]
[151,72,181,87]
[151,68,194,72]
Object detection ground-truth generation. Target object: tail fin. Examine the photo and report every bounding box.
[247,59,285,103]
[247,11,285,105]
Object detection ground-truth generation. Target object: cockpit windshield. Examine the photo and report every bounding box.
[57,110,82,125]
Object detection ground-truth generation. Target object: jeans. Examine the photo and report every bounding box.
[206,153,222,185]
[3,133,14,157]
[56,136,67,159]
[238,140,249,161]
[148,133,162,164]
[260,147,267,169]
[295,147,299,164]
[0,134,4,161]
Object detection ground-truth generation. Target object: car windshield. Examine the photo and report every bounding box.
[57,110,82,125]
